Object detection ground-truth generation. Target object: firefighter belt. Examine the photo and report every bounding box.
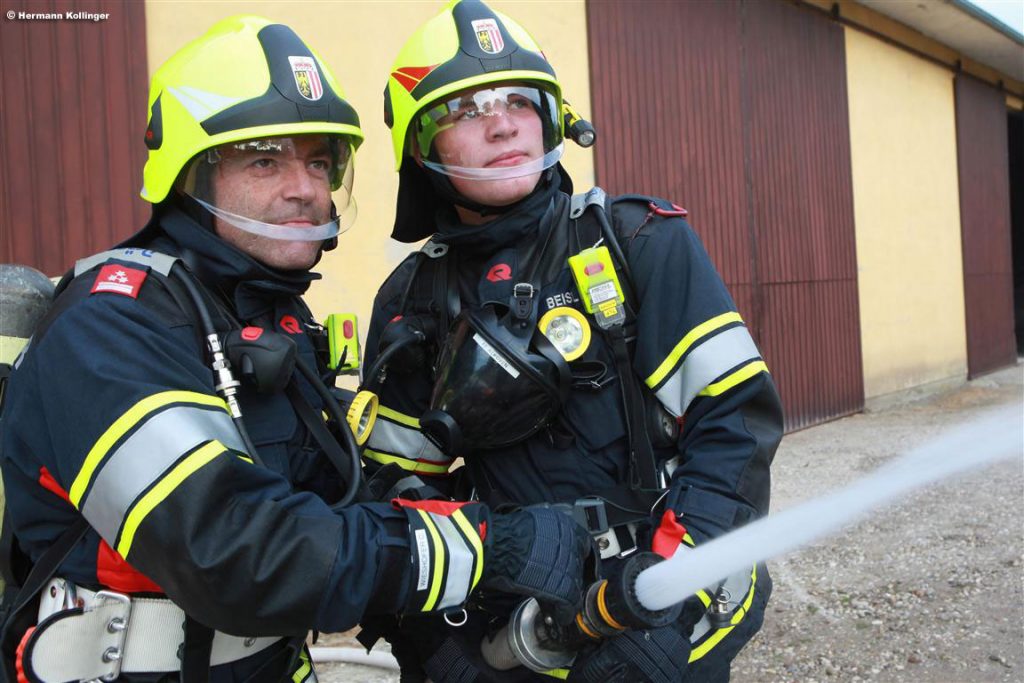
[21,580,281,681]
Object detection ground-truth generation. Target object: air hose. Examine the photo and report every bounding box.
[171,264,263,466]
[172,262,368,507]
[294,355,368,508]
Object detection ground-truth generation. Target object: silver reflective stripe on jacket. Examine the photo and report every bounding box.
[654,326,761,417]
[81,406,244,545]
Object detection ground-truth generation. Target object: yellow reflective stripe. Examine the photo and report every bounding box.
[116,440,226,558]
[236,454,254,464]
[689,564,758,662]
[417,509,446,611]
[70,391,228,507]
[451,509,484,592]
[541,668,570,680]
[698,360,768,398]
[363,448,450,474]
[695,589,712,608]
[292,648,312,683]
[645,312,743,389]
[377,405,419,428]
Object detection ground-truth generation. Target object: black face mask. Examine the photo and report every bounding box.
[420,304,570,456]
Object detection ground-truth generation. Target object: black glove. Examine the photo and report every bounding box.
[568,623,691,683]
[480,506,593,616]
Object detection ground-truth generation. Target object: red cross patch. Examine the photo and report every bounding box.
[91,264,148,299]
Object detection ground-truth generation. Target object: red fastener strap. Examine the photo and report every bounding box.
[648,201,688,218]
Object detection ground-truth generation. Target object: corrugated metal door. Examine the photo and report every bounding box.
[954,74,1016,377]
[0,0,149,276]
[587,0,862,431]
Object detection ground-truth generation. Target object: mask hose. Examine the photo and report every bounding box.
[293,355,369,508]
[170,262,366,508]
[170,263,264,467]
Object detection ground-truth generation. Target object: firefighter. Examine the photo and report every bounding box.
[0,15,592,682]
[363,1,784,681]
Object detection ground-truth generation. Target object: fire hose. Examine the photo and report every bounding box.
[480,404,1022,672]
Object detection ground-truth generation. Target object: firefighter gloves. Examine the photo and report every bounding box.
[481,506,593,615]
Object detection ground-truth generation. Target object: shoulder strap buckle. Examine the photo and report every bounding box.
[569,186,608,219]
[511,283,535,320]
[420,239,449,259]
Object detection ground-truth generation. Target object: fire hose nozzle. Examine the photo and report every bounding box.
[481,552,682,672]
[580,552,683,637]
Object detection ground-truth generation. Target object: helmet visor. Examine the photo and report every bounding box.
[413,84,563,181]
[180,134,357,240]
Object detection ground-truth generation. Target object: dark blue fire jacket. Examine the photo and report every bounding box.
[363,184,784,674]
[0,207,443,680]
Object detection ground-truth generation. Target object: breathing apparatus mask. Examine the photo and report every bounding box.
[176,134,358,244]
[421,300,571,456]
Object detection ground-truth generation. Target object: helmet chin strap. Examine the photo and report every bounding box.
[426,166,556,218]
[322,201,340,252]
[173,191,338,254]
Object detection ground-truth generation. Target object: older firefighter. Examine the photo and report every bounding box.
[0,15,592,682]
[361,1,784,681]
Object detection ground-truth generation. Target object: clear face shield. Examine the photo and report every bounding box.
[412,84,564,181]
[178,134,357,241]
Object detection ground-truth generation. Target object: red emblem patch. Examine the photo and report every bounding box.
[91,264,147,299]
[486,264,512,282]
[279,315,302,334]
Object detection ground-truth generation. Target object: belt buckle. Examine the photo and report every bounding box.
[89,590,132,682]
[571,498,608,534]
[512,283,535,298]
[38,578,80,622]
[592,523,639,560]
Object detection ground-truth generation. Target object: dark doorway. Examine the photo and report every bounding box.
[1009,109,1024,355]
[954,74,1017,377]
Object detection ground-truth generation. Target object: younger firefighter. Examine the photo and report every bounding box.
[0,15,592,682]
[362,1,784,681]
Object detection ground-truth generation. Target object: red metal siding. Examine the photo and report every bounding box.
[954,74,1016,377]
[587,0,863,431]
[0,0,149,276]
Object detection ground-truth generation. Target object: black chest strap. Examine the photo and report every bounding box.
[571,189,661,490]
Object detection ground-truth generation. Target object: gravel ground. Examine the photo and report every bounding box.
[314,363,1024,682]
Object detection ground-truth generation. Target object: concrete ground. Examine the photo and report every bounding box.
[318,364,1024,681]
[731,362,1023,683]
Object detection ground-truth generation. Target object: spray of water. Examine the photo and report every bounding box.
[635,404,1024,611]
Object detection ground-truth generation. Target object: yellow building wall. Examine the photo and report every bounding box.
[845,28,967,399]
[144,1,594,379]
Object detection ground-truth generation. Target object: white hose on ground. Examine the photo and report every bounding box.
[309,647,401,671]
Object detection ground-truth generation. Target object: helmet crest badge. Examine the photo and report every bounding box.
[288,56,323,101]
[471,18,504,54]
